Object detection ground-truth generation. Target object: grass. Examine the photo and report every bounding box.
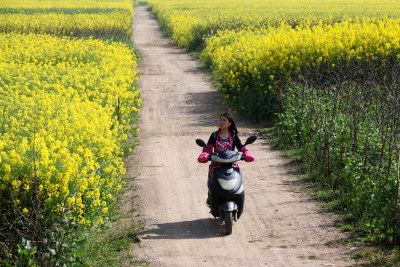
[336,223,355,232]
[79,178,148,266]
[81,226,138,266]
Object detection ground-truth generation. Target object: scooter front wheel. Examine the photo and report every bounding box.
[224,211,233,235]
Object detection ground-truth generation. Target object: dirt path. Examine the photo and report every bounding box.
[128,6,355,267]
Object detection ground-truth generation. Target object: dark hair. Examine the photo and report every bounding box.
[220,111,238,134]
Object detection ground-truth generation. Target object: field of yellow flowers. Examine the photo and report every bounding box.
[148,0,400,249]
[0,0,139,264]
[201,18,400,117]
[0,0,133,39]
[148,0,400,50]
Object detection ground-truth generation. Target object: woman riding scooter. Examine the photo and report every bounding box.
[197,111,254,217]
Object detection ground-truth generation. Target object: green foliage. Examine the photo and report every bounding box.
[337,223,355,232]
[81,226,138,266]
[79,199,146,266]
[275,81,400,243]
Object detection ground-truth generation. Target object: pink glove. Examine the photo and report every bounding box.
[198,152,209,163]
[240,146,254,162]
[197,145,213,163]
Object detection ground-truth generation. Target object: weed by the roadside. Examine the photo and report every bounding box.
[80,224,143,266]
[336,223,355,232]
[346,243,400,266]
[79,179,147,266]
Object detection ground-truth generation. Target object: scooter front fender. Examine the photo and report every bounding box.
[221,201,238,212]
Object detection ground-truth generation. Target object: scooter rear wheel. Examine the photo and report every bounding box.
[225,211,233,235]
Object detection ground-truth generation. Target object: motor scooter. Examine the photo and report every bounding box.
[196,135,257,234]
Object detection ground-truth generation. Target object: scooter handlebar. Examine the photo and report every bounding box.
[207,152,245,162]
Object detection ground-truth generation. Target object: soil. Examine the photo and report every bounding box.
[127,6,356,267]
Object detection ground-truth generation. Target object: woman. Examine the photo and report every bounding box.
[197,111,254,215]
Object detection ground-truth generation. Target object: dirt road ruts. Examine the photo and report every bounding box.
[128,6,355,267]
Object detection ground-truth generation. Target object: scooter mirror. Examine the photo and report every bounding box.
[244,135,257,146]
[196,139,207,147]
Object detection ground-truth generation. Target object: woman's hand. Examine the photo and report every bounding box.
[198,152,209,163]
[240,146,254,162]
[197,144,213,163]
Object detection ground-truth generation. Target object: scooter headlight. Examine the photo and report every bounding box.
[218,177,238,190]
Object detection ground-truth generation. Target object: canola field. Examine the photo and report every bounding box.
[201,18,400,117]
[147,0,400,245]
[0,0,139,263]
[148,0,400,49]
[0,0,133,39]
[0,33,139,225]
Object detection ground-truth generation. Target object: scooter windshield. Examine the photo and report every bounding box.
[210,151,242,163]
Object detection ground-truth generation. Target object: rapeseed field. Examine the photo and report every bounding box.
[0,0,140,264]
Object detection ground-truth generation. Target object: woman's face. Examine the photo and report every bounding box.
[219,116,232,131]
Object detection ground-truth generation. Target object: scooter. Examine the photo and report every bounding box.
[196,135,257,235]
